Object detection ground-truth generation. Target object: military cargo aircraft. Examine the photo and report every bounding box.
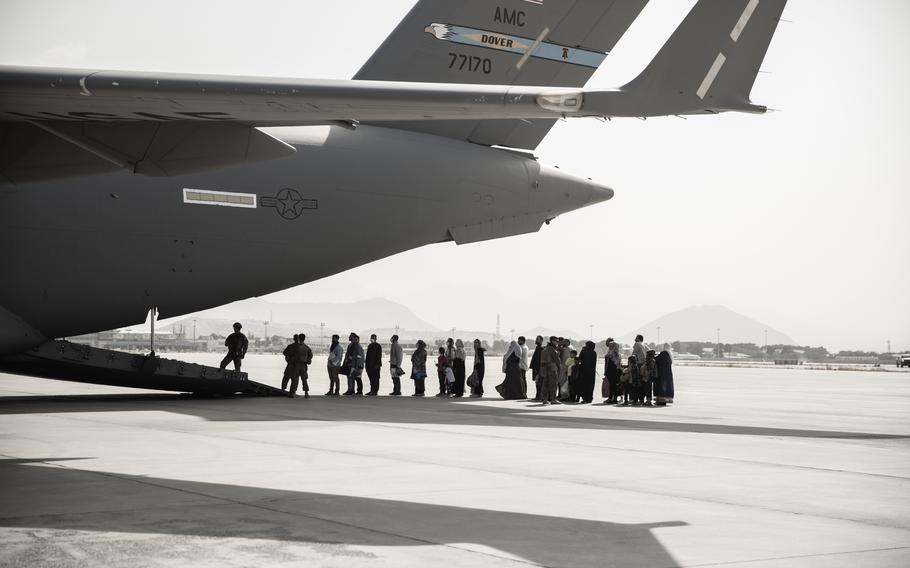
[0,0,788,391]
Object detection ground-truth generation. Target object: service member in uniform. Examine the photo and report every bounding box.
[281,334,300,391]
[289,332,314,398]
[219,322,249,372]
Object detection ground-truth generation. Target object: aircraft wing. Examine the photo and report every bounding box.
[0,66,600,126]
[0,0,787,183]
[0,65,595,182]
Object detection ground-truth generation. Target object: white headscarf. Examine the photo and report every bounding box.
[502,340,521,372]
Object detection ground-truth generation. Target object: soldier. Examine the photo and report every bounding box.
[539,336,561,405]
[289,332,314,398]
[281,334,300,391]
[365,333,383,396]
[219,322,248,372]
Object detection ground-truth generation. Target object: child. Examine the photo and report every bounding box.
[436,346,449,397]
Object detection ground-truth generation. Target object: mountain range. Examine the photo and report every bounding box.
[618,305,796,346]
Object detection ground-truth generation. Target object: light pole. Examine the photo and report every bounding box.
[657,326,661,345]
[320,322,325,349]
[510,328,515,341]
[264,320,269,349]
[589,324,594,341]
[716,327,720,358]
[192,318,197,344]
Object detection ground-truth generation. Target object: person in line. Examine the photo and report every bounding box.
[470,339,486,397]
[389,334,404,396]
[577,340,597,404]
[365,333,382,396]
[496,339,524,400]
[443,338,457,396]
[436,346,449,397]
[326,334,343,396]
[625,354,642,406]
[642,349,657,406]
[529,335,543,401]
[518,336,529,399]
[289,332,313,398]
[219,322,248,372]
[342,332,365,395]
[557,338,571,400]
[632,334,648,371]
[604,338,622,404]
[539,336,561,405]
[655,343,675,406]
[281,334,300,392]
[452,339,467,397]
[411,340,428,396]
[562,349,578,402]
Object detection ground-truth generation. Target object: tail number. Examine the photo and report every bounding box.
[448,52,492,74]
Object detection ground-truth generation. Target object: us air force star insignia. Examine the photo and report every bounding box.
[259,188,318,220]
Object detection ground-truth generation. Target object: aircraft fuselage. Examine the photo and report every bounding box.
[0,125,609,354]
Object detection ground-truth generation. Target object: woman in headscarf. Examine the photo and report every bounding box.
[655,343,675,406]
[496,339,524,399]
[441,337,456,397]
[470,339,485,397]
[605,338,622,404]
[577,341,598,403]
[411,340,427,397]
[452,339,467,397]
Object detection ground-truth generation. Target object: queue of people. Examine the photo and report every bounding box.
[221,323,674,405]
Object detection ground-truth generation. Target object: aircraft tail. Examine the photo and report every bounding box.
[617,0,788,116]
[355,0,648,149]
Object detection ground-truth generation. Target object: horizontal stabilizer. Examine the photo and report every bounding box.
[613,0,788,116]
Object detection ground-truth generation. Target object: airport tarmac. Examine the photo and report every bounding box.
[1,357,909,567]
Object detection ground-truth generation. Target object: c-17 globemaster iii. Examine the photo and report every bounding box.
[0,0,788,392]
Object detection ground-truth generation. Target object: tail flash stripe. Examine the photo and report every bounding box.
[697,52,727,100]
[516,26,550,70]
[731,0,760,42]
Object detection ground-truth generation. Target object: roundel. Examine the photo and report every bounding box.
[274,188,305,220]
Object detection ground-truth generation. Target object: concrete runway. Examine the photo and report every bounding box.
[1,356,909,567]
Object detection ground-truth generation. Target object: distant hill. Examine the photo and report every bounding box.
[619,305,796,346]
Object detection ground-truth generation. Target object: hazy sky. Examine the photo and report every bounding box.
[2,0,908,351]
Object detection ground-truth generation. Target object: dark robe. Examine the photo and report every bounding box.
[655,351,675,403]
[577,342,597,403]
[453,357,466,397]
[496,352,524,399]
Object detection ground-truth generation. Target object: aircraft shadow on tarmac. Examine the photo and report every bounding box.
[0,393,906,441]
[0,458,685,567]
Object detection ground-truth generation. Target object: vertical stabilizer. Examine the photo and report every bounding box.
[356,0,649,148]
[620,0,787,115]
